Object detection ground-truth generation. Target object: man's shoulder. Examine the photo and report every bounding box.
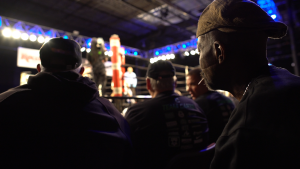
[249,67,300,104]
[0,85,31,104]
[126,95,178,118]
[255,66,300,92]
[229,67,300,132]
[126,99,154,114]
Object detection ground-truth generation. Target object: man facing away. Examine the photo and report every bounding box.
[0,38,132,168]
[196,0,300,168]
[125,60,209,169]
[186,68,235,143]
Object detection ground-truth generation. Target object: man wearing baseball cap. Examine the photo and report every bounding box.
[0,38,132,168]
[196,0,300,168]
[125,60,209,169]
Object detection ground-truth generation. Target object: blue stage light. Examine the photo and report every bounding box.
[14,22,25,31]
[182,44,186,48]
[38,30,43,35]
[134,51,138,56]
[105,44,110,50]
[268,10,273,14]
[257,0,281,21]
[125,50,128,54]
[45,30,53,37]
[29,26,43,35]
[86,38,92,47]
[63,35,68,39]
[167,46,171,51]
[0,16,2,28]
[155,51,159,55]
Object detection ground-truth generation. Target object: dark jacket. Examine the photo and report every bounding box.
[195,91,235,143]
[211,66,300,169]
[0,71,132,169]
[125,91,209,169]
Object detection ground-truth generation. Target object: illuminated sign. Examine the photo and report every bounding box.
[17,47,40,69]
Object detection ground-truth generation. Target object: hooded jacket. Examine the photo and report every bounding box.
[0,71,132,169]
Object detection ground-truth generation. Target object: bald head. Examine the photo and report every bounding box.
[127,67,133,73]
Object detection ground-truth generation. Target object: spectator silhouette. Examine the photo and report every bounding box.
[0,38,132,168]
[196,0,300,168]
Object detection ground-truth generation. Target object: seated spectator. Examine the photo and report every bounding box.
[187,68,235,143]
[0,38,132,168]
[125,60,208,169]
[196,0,300,168]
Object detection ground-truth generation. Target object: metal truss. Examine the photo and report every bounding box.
[0,15,144,57]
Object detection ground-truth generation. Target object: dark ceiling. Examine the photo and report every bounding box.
[0,0,213,50]
[0,0,299,52]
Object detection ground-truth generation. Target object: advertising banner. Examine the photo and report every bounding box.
[17,47,40,69]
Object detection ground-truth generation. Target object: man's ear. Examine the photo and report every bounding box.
[37,64,41,72]
[214,41,225,64]
[146,78,152,90]
[79,67,85,75]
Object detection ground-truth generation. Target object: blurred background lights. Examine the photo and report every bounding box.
[271,14,277,19]
[21,33,29,40]
[268,10,273,14]
[108,51,113,57]
[184,51,189,56]
[29,34,37,42]
[37,36,45,43]
[2,28,12,37]
[190,50,196,55]
[150,53,175,64]
[44,37,50,43]
[12,30,21,39]
[81,47,86,52]
[166,54,171,60]
[86,48,91,53]
[150,58,154,63]
[104,51,109,55]
[170,54,175,59]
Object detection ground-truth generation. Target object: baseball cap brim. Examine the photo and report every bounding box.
[196,0,288,39]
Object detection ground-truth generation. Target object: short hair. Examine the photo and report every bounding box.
[148,76,177,91]
[188,67,202,79]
